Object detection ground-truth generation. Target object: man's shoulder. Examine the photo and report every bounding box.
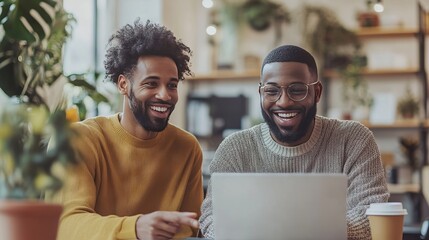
[319,115,368,129]
[165,123,200,143]
[318,116,372,137]
[220,124,262,144]
[71,114,118,136]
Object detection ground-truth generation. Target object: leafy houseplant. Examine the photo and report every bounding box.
[240,0,291,45]
[301,5,361,70]
[215,0,291,47]
[339,55,373,118]
[0,1,83,239]
[0,0,78,197]
[0,104,77,199]
[397,87,420,119]
[301,5,372,118]
[399,136,420,172]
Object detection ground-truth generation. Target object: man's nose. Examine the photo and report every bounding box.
[155,86,172,101]
[276,88,294,106]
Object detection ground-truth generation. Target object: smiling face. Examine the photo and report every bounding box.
[118,56,179,136]
[260,62,322,146]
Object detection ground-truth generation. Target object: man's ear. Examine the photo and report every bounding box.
[315,81,323,103]
[117,74,129,96]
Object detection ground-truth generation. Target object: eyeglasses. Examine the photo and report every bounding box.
[259,80,320,102]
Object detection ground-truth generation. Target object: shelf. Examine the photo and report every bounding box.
[361,68,419,76]
[388,183,420,194]
[361,119,423,129]
[323,67,419,78]
[188,70,260,81]
[356,27,418,38]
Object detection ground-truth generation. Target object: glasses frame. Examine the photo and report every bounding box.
[259,80,320,102]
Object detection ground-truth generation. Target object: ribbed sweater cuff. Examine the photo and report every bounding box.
[117,215,140,240]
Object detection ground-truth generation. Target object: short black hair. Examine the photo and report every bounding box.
[261,45,318,79]
[104,19,192,84]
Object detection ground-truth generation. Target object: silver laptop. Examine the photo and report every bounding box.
[211,173,347,240]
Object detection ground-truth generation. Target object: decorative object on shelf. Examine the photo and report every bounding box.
[396,86,420,119]
[357,0,381,28]
[357,12,380,27]
[399,136,420,172]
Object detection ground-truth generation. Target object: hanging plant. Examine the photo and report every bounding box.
[241,0,291,31]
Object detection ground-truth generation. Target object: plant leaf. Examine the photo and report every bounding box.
[2,0,57,43]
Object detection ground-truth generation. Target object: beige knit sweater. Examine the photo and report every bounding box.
[200,115,389,240]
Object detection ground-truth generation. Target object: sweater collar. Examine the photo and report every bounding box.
[111,113,166,147]
[261,115,322,157]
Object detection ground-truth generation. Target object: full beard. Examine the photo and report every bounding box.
[262,104,317,144]
[129,90,173,132]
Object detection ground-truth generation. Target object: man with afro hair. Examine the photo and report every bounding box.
[47,20,203,240]
[200,45,389,240]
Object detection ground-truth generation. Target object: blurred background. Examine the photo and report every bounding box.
[1,0,429,236]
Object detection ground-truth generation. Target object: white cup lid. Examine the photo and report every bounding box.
[365,202,408,216]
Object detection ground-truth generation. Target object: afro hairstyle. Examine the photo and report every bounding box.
[104,19,192,84]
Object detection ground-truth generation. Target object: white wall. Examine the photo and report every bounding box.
[71,0,425,163]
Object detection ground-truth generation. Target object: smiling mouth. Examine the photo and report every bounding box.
[275,112,298,119]
[150,106,169,113]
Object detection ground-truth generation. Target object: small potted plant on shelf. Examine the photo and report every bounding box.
[397,87,420,119]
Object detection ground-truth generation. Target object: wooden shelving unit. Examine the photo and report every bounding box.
[356,27,418,38]
[323,67,419,78]
[188,70,260,81]
[361,119,423,129]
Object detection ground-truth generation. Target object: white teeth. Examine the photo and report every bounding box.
[277,112,297,118]
[150,106,168,112]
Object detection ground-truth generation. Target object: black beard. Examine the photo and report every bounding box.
[261,103,317,144]
[128,89,173,132]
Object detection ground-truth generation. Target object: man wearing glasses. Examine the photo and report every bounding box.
[199,45,389,240]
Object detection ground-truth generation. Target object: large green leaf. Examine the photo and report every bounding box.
[2,0,57,43]
[68,78,109,104]
[0,0,13,24]
[0,40,22,97]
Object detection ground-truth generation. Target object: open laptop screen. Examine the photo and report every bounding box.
[211,173,347,240]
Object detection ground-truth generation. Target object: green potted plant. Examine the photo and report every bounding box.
[301,5,371,119]
[0,1,82,239]
[339,55,373,120]
[397,87,420,119]
[240,0,291,45]
[216,0,291,47]
[300,5,361,70]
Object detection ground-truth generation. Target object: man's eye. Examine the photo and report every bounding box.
[168,83,178,89]
[289,89,306,95]
[264,88,279,95]
[144,82,158,88]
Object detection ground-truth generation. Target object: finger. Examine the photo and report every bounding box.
[153,229,176,240]
[159,212,199,229]
[179,212,198,219]
[173,213,199,228]
[155,221,181,235]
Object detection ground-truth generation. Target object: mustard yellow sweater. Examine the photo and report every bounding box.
[47,114,203,240]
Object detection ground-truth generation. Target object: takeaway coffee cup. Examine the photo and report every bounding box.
[365,202,408,240]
